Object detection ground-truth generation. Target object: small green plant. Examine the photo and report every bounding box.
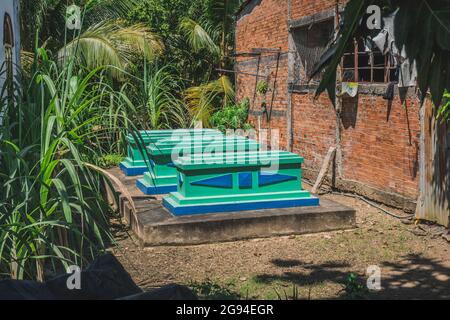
[137,64,188,129]
[189,279,241,300]
[273,285,306,300]
[97,154,124,169]
[256,80,269,95]
[210,99,253,132]
[341,273,368,299]
[437,90,450,124]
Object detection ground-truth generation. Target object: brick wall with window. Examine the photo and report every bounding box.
[236,0,422,210]
[342,39,398,83]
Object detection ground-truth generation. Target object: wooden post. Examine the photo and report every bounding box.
[312,146,337,194]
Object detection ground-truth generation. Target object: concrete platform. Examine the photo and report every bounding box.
[107,167,356,246]
[124,198,356,246]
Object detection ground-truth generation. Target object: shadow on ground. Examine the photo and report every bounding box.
[256,260,351,288]
[375,254,450,299]
[251,254,450,299]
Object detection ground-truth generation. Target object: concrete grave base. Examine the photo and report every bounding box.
[108,167,356,246]
[124,197,356,246]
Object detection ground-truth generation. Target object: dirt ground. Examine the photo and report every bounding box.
[110,192,450,300]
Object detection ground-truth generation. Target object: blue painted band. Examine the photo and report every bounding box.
[163,197,320,216]
[191,173,233,189]
[258,171,297,187]
[119,162,148,176]
[238,172,252,189]
[136,179,177,195]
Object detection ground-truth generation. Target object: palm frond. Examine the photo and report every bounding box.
[59,20,164,79]
[20,50,35,73]
[84,0,140,24]
[205,0,241,29]
[180,18,220,57]
[185,75,235,126]
[114,23,165,61]
[60,23,126,77]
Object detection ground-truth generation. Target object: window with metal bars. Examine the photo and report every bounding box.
[342,38,398,83]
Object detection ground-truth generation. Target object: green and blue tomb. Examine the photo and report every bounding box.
[136,135,260,195]
[163,150,319,215]
[119,129,222,176]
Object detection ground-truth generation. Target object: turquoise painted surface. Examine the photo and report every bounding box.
[176,151,304,198]
[123,129,222,168]
[140,136,260,190]
[163,150,318,213]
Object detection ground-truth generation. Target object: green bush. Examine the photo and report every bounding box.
[256,80,269,95]
[189,279,240,300]
[210,99,253,132]
[341,273,368,299]
[97,154,125,169]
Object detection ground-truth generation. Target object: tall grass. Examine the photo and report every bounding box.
[0,47,132,281]
[137,64,188,129]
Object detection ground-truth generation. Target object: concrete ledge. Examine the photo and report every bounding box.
[126,198,355,246]
[104,167,157,224]
[119,162,148,176]
[289,83,417,99]
[163,195,320,216]
[136,178,177,195]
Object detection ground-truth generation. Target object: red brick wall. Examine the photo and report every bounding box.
[339,95,420,198]
[291,94,337,169]
[236,55,290,150]
[290,0,337,20]
[236,0,289,53]
[236,0,290,149]
[236,0,421,202]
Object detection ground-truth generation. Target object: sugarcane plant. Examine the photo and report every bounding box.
[0,44,135,281]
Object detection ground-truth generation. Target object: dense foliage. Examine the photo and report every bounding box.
[0,0,248,281]
[128,0,211,84]
[438,90,450,121]
[128,0,243,125]
[21,0,163,79]
[210,99,253,132]
[0,48,133,280]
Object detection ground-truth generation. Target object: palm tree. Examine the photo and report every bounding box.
[179,0,241,126]
[20,0,163,79]
[179,0,241,69]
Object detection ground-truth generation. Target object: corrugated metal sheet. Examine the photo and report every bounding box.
[416,101,450,227]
